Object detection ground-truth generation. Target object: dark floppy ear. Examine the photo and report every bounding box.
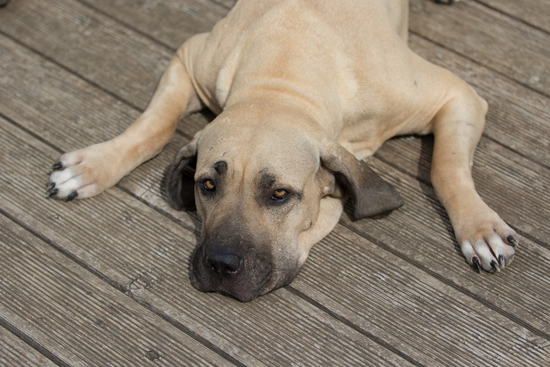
[319,141,404,220]
[163,133,201,211]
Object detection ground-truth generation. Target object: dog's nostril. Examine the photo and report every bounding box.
[206,252,243,274]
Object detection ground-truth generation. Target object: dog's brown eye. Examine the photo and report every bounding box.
[204,179,215,191]
[272,189,288,200]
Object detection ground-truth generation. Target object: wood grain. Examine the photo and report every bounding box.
[477,0,550,33]
[408,34,550,168]
[0,209,232,366]
[0,326,57,367]
[410,0,550,96]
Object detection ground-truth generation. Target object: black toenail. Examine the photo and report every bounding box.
[52,162,63,170]
[434,0,459,5]
[46,182,55,191]
[472,258,482,273]
[490,260,500,273]
[66,192,78,202]
[506,236,519,247]
[498,255,504,267]
[46,188,58,198]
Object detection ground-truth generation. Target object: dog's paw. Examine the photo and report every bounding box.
[455,208,518,273]
[47,141,124,201]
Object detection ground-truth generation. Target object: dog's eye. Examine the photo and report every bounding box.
[203,179,216,191]
[271,189,289,201]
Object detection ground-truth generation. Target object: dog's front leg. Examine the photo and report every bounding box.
[430,82,518,272]
[47,51,200,201]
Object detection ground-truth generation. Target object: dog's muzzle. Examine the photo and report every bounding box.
[189,238,273,302]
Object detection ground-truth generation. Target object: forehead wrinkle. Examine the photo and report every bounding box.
[258,171,278,190]
[213,160,228,175]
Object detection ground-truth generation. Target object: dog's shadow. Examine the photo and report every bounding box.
[342,135,462,259]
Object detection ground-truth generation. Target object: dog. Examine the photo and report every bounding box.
[47,0,518,302]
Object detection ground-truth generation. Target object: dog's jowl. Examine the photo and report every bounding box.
[48,0,518,301]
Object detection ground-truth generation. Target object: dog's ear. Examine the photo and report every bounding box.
[319,141,404,220]
[164,133,201,211]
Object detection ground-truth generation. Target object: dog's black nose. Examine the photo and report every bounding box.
[206,250,243,274]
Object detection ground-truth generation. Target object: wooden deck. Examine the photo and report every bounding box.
[0,0,549,365]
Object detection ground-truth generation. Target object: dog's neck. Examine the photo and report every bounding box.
[220,86,342,140]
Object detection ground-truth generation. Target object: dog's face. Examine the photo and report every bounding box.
[165,115,403,301]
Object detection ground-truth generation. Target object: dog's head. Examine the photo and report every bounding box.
[164,115,403,302]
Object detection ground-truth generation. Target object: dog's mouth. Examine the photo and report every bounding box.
[197,271,273,302]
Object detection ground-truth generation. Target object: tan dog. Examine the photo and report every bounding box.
[47,0,518,301]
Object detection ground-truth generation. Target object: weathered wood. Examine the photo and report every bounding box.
[408,33,550,168]
[80,0,230,47]
[477,0,550,33]
[0,116,414,366]
[341,156,550,334]
[0,215,233,366]
[294,225,550,366]
[0,0,172,110]
[0,326,56,367]
[375,135,550,244]
[409,0,550,96]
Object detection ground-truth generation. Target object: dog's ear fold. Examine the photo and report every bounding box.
[319,141,404,220]
[164,133,201,211]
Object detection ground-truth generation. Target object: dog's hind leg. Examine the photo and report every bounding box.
[47,50,200,201]
[430,80,518,273]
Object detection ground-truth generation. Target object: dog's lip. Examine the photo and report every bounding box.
[255,268,275,294]
[219,265,273,302]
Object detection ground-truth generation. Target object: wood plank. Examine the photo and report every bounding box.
[0,32,195,229]
[294,225,550,366]
[0,217,233,366]
[375,135,550,245]
[477,0,550,33]
[0,0,172,110]
[409,0,550,96]
[341,156,550,334]
[80,0,230,48]
[0,326,56,367]
[408,33,550,168]
[0,115,414,365]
